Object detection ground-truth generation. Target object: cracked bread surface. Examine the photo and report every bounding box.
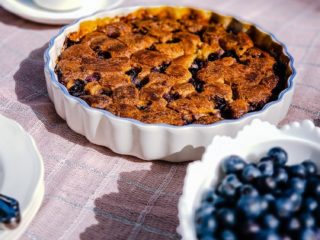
[55,7,283,126]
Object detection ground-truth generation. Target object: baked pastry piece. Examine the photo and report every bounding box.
[55,7,285,126]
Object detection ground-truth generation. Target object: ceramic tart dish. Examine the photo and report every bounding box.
[44,6,295,161]
[177,119,320,239]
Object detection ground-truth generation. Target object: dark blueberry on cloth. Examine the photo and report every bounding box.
[267,147,288,166]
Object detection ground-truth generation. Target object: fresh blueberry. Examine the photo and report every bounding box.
[222,174,242,187]
[219,230,237,240]
[288,177,306,194]
[262,214,279,229]
[299,228,316,240]
[302,160,318,175]
[242,164,261,182]
[202,189,219,203]
[299,212,316,228]
[273,168,288,185]
[258,161,274,177]
[284,190,302,212]
[284,217,300,232]
[274,197,294,218]
[195,202,215,222]
[240,220,261,237]
[216,208,236,228]
[256,230,281,240]
[302,197,318,212]
[237,196,262,219]
[267,147,288,166]
[257,176,277,193]
[307,177,320,198]
[287,164,306,178]
[222,156,247,174]
[218,180,239,199]
[238,184,259,197]
[195,213,217,236]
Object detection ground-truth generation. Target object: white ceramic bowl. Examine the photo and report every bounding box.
[44,6,296,161]
[177,119,320,239]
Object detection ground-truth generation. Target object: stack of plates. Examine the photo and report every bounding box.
[0,114,44,240]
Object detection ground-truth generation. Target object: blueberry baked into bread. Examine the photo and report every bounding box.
[55,7,287,126]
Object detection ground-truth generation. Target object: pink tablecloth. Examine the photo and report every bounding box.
[0,0,319,239]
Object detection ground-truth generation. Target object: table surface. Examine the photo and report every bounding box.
[0,0,319,239]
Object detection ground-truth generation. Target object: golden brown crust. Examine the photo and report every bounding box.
[55,7,284,126]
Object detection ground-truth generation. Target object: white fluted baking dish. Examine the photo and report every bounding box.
[44,6,296,161]
[177,119,320,239]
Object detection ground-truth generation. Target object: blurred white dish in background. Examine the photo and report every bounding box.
[0,114,44,239]
[1,0,123,25]
[33,0,81,11]
[177,119,320,240]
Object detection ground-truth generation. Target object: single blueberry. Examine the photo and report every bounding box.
[195,213,217,236]
[299,228,316,240]
[256,230,281,240]
[238,184,259,197]
[240,220,261,237]
[216,208,236,228]
[307,177,320,198]
[257,176,277,193]
[195,202,215,223]
[258,161,274,177]
[262,214,279,229]
[287,164,306,178]
[222,174,242,187]
[218,182,238,199]
[219,230,237,240]
[274,197,294,218]
[283,190,302,212]
[302,197,318,212]
[267,147,288,166]
[242,164,261,182]
[222,155,247,174]
[202,189,219,203]
[288,177,306,194]
[284,217,300,232]
[273,168,288,185]
[302,160,318,175]
[299,212,316,228]
[237,196,262,219]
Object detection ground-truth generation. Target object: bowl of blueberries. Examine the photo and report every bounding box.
[178,119,320,240]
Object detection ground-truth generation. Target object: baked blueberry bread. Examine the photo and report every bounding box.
[55,7,286,126]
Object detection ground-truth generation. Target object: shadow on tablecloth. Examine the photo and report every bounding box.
[79,162,186,240]
[12,43,138,158]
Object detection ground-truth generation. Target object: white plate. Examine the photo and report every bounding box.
[0,114,44,239]
[1,0,123,25]
[178,119,320,239]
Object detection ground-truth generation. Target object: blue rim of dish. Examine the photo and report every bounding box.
[44,6,296,129]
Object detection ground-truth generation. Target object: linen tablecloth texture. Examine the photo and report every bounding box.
[0,0,319,239]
